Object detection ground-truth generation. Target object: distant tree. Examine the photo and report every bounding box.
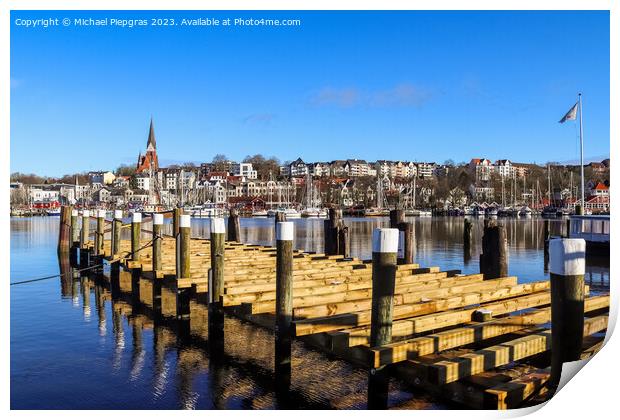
[443,159,455,167]
[116,164,136,177]
[212,154,229,172]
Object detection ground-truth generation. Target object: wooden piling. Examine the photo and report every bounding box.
[57,205,72,256]
[177,215,191,278]
[480,223,508,280]
[463,218,472,249]
[370,228,399,347]
[152,213,163,272]
[173,208,183,237]
[549,238,586,388]
[209,218,226,347]
[95,209,106,256]
[80,210,90,250]
[275,221,294,390]
[368,228,399,409]
[112,210,122,257]
[396,222,414,265]
[325,208,348,256]
[227,208,241,242]
[389,209,405,229]
[131,212,141,261]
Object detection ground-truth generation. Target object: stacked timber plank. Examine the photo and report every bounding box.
[96,236,609,410]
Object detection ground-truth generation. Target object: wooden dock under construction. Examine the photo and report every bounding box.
[56,206,610,410]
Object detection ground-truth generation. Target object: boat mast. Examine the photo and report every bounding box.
[547,164,551,207]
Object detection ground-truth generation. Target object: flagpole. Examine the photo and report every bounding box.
[578,93,585,214]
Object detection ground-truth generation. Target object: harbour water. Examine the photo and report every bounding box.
[10,216,609,409]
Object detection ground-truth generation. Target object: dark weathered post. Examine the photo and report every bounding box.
[227,208,241,242]
[479,223,508,279]
[338,226,350,259]
[80,210,91,268]
[549,238,586,388]
[152,213,163,272]
[389,209,405,229]
[275,221,294,391]
[463,218,472,250]
[175,214,192,323]
[368,228,399,409]
[131,212,141,261]
[565,218,571,238]
[177,214,191,279]
[111,209,122,257]
[396,222,414,264]
[173,207,183,237]
[80,210,90,250]
[370,228,399,346]
[57,205,72,256]
[70,208,80,247]
[95,209,106,256]
[208,218,226,349]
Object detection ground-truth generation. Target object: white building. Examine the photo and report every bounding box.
[232,163,258,179]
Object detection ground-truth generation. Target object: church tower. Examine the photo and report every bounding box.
[136,118,159,173]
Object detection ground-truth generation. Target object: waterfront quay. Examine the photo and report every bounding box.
[50,205,609,409]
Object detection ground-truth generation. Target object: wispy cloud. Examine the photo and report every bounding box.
[309,83,433,108]
[310,87,361,107]
[243,113,276,125]
[370,83,433,107]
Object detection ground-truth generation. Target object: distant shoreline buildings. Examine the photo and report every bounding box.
[10,119,611,214]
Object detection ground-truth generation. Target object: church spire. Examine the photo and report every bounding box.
[146,117,156,151]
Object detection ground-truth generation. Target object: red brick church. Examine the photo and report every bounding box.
[136,119,159,173]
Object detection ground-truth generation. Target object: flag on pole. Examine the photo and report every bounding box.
[559,102,578,123]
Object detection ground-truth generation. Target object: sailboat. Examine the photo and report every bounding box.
[301,172,327,218]
[365,174,390,216]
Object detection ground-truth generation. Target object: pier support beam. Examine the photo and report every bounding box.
[173,208,183,238]
[480,222,508,280]
[80,210,91,269]
[208,218,226,351]
[227,208,241,242]
[70,209,79,265]
[95,209,106,257]
[396,222,414,265]
[57,205,72,257]
[324,208,349,257]
[152,213,163,272]
[176,215,192,322]
[549,238,586,389]
[275,221,294,392]
[389,209,405,229]
[112,210,122,257]
[131,212,141,261]
[368,228,399,409]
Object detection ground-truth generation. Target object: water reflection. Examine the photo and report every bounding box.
[10,216,609,409]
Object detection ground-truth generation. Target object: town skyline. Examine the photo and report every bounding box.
[10,10,610,176]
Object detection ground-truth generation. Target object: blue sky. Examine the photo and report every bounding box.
[10,10,610,177]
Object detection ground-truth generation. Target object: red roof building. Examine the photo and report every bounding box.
[136,119,159,173]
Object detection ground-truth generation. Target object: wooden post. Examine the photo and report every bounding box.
[57,205,72,256]
[95,209,106,256]
[389,209,405,229]
[173,208,183,237]
[274,211,286,245]
[208,218,226,349]
[324,208,344,256]
[565,218,571,238]
[227,208,241,242]
[549,238,586,388]
[368,228,398,409]
[463,218,472,249]
[80,210,90,250]
[338,226,350,259]
[275,221,294,391]
[396,222,414,264]
[479,223,508,280]
[79,210,90,269]
[131,212,141,261]
[177,214,191,279]
[71,208,79,246]
[543,219,550,264]
[111,209,122,257]
[152,213,163,272]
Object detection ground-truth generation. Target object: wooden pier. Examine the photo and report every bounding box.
[59,206,610,410]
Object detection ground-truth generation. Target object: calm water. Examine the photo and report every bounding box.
[10,216,609,409]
